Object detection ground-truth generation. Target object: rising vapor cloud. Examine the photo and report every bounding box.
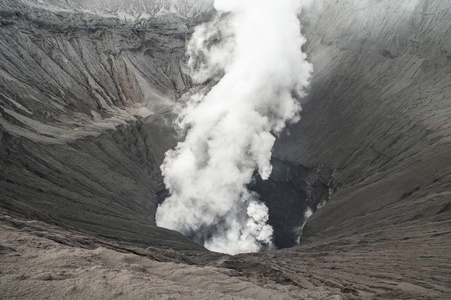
[156,0,313,254]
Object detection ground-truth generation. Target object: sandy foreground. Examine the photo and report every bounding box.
[0,214,342,300]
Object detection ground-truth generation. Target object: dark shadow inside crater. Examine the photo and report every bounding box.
[249,158,335,249]
[157,158,335,251]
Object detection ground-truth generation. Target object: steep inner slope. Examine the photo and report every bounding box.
[275,0,451,243]
[0,0,205,252]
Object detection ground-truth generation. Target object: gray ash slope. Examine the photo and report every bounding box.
[0,0,203,252]
[0,0,450,299]
[275,0,451,245]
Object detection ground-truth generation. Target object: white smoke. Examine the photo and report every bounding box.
[156,0,313,254]
[294,206,313,245]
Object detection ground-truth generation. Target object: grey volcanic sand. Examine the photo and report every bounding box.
[0,215,340,300]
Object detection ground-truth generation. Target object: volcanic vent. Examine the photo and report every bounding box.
[155,0,319,254]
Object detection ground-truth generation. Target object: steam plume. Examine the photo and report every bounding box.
[156,0,312,254]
